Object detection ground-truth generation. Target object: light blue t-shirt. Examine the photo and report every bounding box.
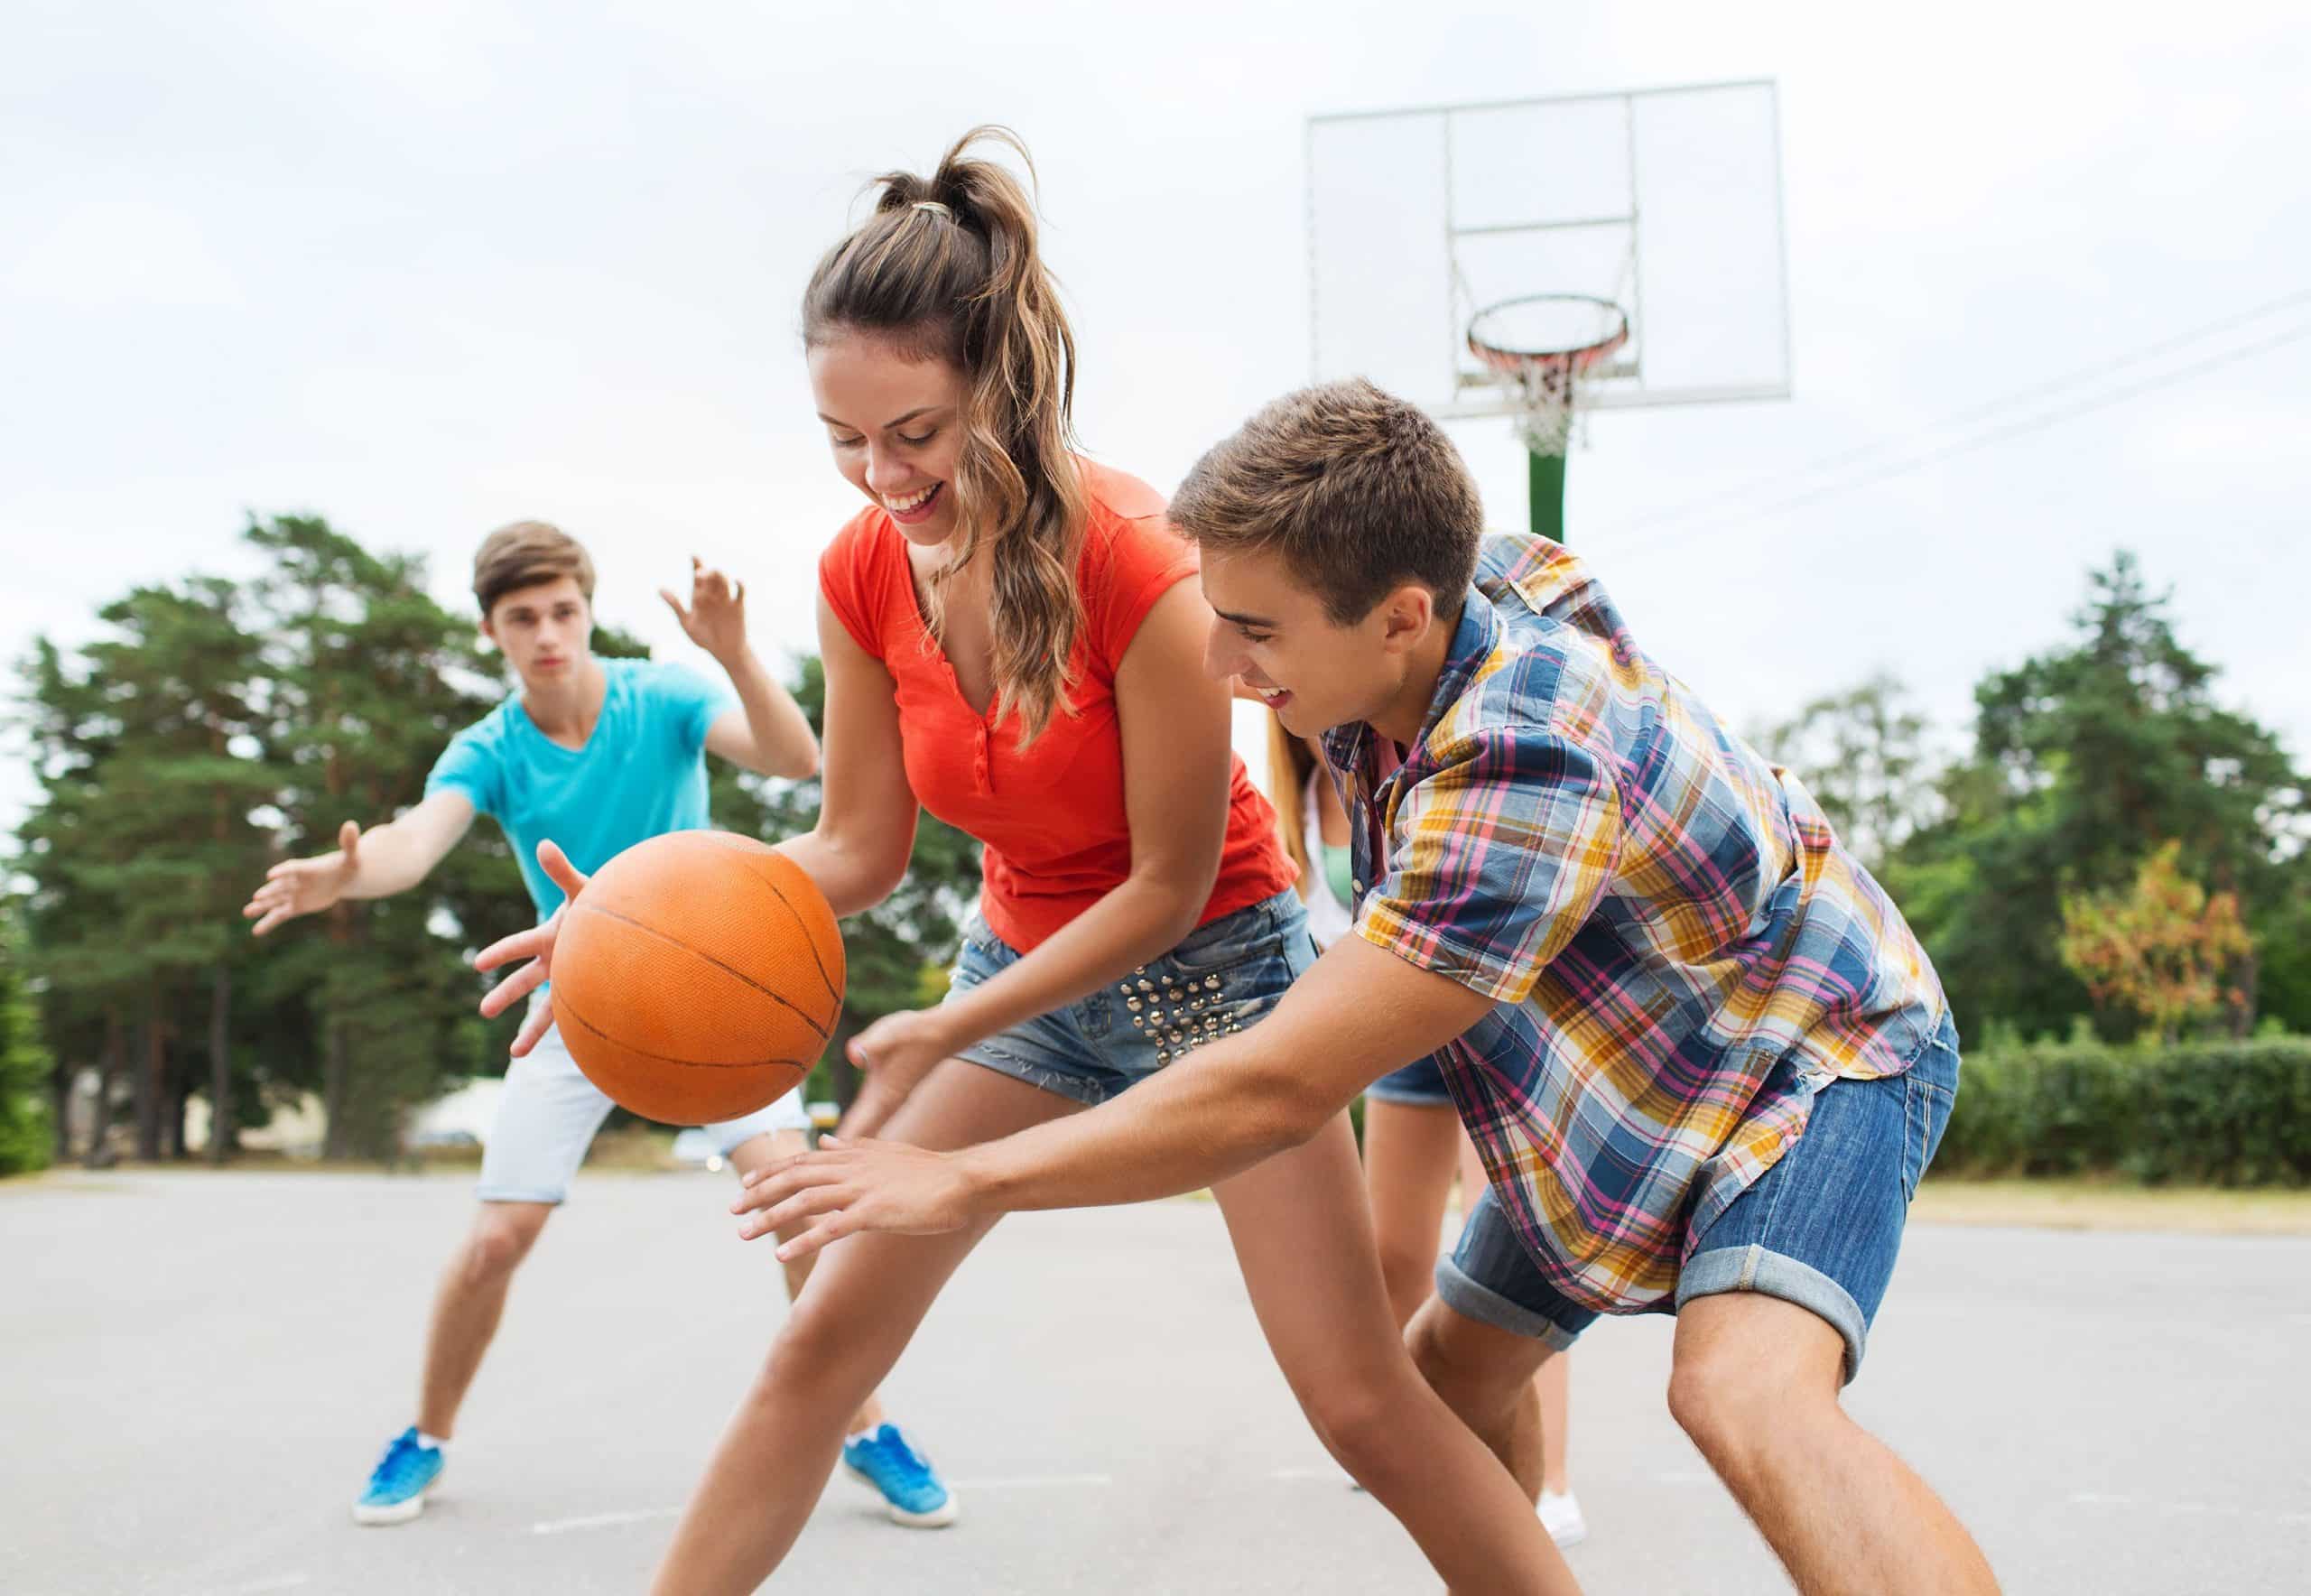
[425,657,733,921]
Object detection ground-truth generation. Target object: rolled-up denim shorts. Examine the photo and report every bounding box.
[945,889,1315,1105]
[1435,1011,1961,1383]
[1367,1052,1453,1107]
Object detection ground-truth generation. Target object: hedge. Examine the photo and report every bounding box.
[1936,1035,2311,1186]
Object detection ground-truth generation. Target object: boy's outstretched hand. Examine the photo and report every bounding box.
[473,840,589,1057]
[732,1136,981,1261]
[244,820,362,935]
[660,555,748,665]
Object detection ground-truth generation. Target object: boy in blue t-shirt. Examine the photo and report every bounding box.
[245,520,955,1530]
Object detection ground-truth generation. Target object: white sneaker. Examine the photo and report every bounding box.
[1538,1489,1587,1547]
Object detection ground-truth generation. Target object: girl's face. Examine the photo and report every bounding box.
[809,332,970,552]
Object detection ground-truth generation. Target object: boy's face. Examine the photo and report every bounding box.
[1201,544,1424,741]
[481,576,592,689]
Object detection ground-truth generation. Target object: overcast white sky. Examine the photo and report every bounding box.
[5,0,2306,833]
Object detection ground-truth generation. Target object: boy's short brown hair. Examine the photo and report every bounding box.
[1169,379,1484,623]
[472,521,595,617]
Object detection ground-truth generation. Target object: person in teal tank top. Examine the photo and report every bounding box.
[242,522,953,1531]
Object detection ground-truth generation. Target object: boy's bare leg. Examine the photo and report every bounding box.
[416,1201,552,1438]
[1668,1294,1998,1596]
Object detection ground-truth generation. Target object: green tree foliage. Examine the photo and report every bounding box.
[0,895,51,1174]
[11,515,981,1156]
[14,517,513,1161]
[14,580,279,1160]
[1935,1033,2311,1186]
[1883,552,2305,1039]
[2058,841,2254,1044]
[1753,673,1938,872]
[239,516,518,1158]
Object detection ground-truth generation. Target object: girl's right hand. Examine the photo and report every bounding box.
[474,840,589,1057]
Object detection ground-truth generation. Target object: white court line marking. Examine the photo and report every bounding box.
[947,1473,1113,1489]
[186,1578,311,1595]
[533,1508,680,1536]
[531,1476,1114,1536]
[2068,1490,2310,1527]
[1267,1466,1351,1482]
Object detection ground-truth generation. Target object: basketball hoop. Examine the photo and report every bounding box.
[1465,293,1631,457]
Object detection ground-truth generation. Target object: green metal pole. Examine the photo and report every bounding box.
[1527,446,1566,543]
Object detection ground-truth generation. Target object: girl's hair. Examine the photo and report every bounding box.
[1264,713,1320,902]
[803,125,1088,745]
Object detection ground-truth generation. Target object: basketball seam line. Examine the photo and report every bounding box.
[554,992,815,1072]
[568,902,835,1040]
[715,849,844,1008]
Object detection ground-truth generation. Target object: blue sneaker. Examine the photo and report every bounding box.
[354,1427,444,1526]
[840,1424,958,1526]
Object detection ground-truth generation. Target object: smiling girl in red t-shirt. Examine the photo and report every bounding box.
[478,126,1572,1596]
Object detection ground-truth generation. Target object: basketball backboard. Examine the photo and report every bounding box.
[1307,79,1791,422]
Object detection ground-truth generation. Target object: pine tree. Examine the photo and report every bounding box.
[1890,552,2306,1038]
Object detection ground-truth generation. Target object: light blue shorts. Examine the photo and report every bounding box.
[475,1017,809,1205]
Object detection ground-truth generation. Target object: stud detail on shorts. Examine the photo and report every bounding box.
[1156,1050,1172,1063]
[1126,998,1142,1011]
[1203,1017,1219,1030]
[1130,1016,1145,1028]
[1203,975,1220,989]
[1137,979,1153,993]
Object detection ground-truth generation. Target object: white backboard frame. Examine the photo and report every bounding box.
[1307,79,1794,421]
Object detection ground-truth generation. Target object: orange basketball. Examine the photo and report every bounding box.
[549,831,844,1125]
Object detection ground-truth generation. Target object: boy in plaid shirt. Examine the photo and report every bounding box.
[744,380,1998,1594]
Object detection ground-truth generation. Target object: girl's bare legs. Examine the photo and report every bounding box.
[727,1130,886,1436]
[648,1064,1073,1596]
[1362,1098,1464,1326]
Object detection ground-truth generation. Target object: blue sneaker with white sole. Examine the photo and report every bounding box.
[354,1426,444,1525]
[840,1423,958,1526]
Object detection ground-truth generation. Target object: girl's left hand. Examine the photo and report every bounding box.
[840,1007,961,1138]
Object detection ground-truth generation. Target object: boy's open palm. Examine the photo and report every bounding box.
[661,555,747,663]
[473,840,591,1057]
[244,821,362,935]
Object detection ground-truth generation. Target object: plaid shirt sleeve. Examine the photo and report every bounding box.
[1354,725,1624,1007]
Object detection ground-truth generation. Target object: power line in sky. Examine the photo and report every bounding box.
[1601,288,2311,551]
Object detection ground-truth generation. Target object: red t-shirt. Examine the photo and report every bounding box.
[819,460,1295,952]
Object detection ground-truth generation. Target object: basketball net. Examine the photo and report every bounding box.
[1463,292,1632,460]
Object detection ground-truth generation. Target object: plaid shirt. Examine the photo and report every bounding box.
[1328,535,1946,1315]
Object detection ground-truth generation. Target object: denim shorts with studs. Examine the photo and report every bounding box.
[943,889,1315,1106]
